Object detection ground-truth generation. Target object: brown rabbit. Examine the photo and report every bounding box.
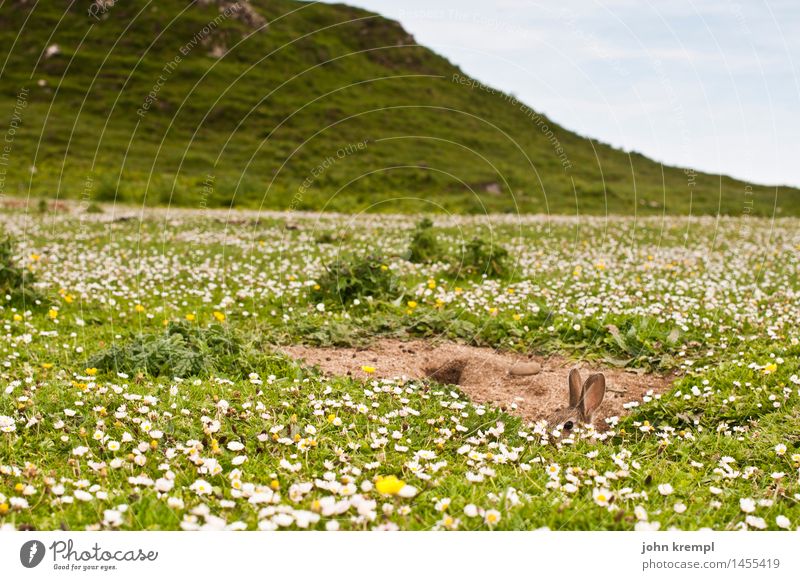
[546,368,606,434]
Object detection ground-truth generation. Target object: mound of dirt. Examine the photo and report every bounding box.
[280,340,678,430]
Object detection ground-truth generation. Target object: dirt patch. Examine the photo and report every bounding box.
[279,339,678,430]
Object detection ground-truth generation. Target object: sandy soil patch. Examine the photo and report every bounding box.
[280,339,679,429]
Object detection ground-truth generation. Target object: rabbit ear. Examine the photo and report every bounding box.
[580,373,606,419]
[568,368,582,407]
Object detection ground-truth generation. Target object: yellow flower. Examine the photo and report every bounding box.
[12,314,22,321]
[427,279,436,289]
[270,479,280,491]
[48,309,58,319]
[30,253,40,262]
[407,300,417,308]
[361,366,376,374]
[380,265,388,271]
[213,311,226,322]
[14,482,24,492]
[375,475,406,495]
[0,503,8,515]
[85,368,97,376]
[135,304,145,313]
[41,362,53,369]
[512,314,521,321]
[454,287,463,294]
[763,363,777,374]
[63,294,74,304]
[185,313,196,322]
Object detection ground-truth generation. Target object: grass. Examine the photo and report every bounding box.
[0,206,798,530]
[0,0,797,215]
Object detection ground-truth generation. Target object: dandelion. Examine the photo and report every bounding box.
[361,366,376,374]
[213,311,226,322]
[375,475,405,495]
[185,313,195,321]
[85,367,97,376]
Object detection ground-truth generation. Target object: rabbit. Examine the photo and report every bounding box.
[546,368,606,434]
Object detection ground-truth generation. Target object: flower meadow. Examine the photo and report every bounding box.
[0,207,799,531]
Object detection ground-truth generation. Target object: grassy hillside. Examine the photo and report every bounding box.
[0,0,795,215]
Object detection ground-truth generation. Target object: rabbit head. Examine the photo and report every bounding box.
[546,368,606,435]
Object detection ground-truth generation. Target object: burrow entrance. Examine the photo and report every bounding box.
[424,359,468,386]
[280,339,678,429]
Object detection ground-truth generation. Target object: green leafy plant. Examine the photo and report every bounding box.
[407,218,447,263]
[87,321,280,378]
[451,236,509,278]
[311,253,400,305]
[0,236,40,305]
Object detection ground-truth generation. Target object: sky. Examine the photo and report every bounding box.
[318,0,799,187]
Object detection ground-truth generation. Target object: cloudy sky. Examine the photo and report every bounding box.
[319,0,799,187]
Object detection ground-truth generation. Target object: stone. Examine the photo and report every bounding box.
[508,362,542,376]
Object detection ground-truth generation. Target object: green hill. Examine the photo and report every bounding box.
[0,0,796,215]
